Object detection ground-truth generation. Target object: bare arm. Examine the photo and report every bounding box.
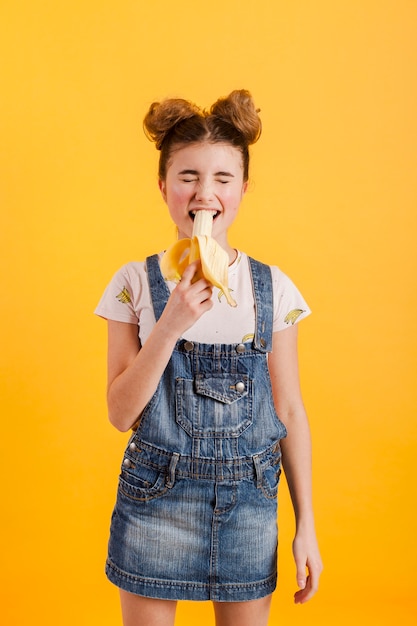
[268,325,323,603]
[106,262,213,431]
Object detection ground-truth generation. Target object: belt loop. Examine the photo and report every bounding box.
[166,452,180,488]
[253,454,263,488]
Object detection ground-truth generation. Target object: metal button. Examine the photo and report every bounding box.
[260,338,267,348]
[129,442,137,452]
[236,343,246,353]
[235,381,245,393]
[123,458,132,468]
[183,341,194,352]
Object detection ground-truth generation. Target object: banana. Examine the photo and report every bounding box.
[116,286,132,304]
[160,210,237,307]
[284,309,305,325]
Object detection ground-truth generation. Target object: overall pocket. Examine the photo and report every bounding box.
[175,373,253,438]
[254,448,282,500]
[118,439,169,502]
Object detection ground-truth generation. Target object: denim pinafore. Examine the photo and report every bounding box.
[105,254,287,602]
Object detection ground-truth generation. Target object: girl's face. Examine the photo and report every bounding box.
[159,142,248,248]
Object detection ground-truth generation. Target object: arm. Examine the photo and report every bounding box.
[268,324,323,603]
[106,262,213,432]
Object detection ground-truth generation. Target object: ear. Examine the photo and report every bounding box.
[159,179,167,202]
[242,181,249,196]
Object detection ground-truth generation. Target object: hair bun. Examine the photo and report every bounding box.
[210,89,261,145]
[143,99,201,150]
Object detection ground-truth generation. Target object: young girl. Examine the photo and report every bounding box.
[95,89,322,626]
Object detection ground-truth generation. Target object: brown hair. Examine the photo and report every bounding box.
[143,89,261,181]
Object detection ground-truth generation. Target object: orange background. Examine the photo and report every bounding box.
[1,1,416,624]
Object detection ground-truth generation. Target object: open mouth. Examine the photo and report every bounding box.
[189,209,220,220]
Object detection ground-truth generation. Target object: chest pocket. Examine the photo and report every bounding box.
[175,373,253,438]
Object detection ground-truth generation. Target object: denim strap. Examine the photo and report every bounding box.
[145,254,273,352]
[248,257,273,353]
[146,254,171,322]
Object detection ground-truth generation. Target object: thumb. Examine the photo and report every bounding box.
[296,561,307,589]
[181,260,201,283]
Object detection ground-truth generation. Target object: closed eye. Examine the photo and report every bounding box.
[178,169,198,182]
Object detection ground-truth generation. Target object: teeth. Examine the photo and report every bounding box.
[160,209,236,307]
[191,209,218,217]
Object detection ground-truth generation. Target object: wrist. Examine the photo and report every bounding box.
[294,512,316,534]
[153,317,182,346]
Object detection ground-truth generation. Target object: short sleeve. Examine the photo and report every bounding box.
[271,266,311,332]
[94,263,143,324]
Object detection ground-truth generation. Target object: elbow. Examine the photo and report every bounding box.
[108,411,139,432]
[107,397,140,432]
[108,414,131,432]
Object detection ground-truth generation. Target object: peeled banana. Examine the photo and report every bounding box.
[160,210,237,307]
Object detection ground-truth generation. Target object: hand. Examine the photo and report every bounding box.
[160,261,213,338]
[292,528,323,604]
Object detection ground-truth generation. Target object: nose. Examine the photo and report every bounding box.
[195,181,214,203]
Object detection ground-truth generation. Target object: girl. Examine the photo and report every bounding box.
[95,89,322,626]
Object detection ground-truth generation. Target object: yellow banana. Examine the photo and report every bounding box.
[116,286,132,304]
[160,210,237,307]
[284,309,305,325]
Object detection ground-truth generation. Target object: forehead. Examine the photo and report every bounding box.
[167,142,244,173]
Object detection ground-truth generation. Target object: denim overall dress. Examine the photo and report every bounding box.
[105,254,287,602]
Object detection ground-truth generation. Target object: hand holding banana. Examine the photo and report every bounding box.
[160,210,237,307]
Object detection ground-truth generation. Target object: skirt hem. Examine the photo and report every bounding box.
[105,559,277,602]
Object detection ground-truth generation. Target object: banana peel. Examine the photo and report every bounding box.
[160,210,237,307]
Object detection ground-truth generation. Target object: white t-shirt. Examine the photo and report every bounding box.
[95,251,310,345]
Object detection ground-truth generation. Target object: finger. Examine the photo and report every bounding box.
[295,557,307,591]
[201,285,214,303]
[294,564,321,604]
[294,577,317,604]
[181,260,201,283]
[182,266,213,297]
[294,577,310,604]
[297,573,306,590]
[174,269,213,308]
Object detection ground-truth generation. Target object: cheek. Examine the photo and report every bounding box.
[223,186,245,206]
[167,184,191,205]
[166,189,194,223]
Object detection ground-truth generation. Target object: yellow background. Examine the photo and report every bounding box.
[1,1,416,624]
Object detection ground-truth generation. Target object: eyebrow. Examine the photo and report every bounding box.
[178,169,235,177]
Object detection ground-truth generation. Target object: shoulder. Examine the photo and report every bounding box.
[106,261,147,302]
[242,254,311,329]
[108,256,163,291]
[94,256,161,323]
[245,255,302,293]
[269,264,297,293]
[113,260,147,281]
[242,254,292,291]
